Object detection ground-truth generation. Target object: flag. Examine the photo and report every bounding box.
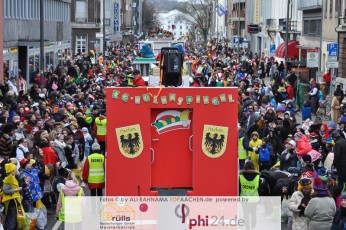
[216,3,227,16]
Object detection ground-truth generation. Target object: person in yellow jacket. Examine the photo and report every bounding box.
[249,132,262,171]
[2,163,24,230]
[56,173,85,229]
[238,128,247,170]
[82,143,105,197]
[93,111,107,155]
[239,160,260,230]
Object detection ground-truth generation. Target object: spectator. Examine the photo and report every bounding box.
[239,161,260,230]
[308,80,319,115]
[332,130,346,191]
[14,121,27,140]
[19,158,43,212]
[15,138,29,168]
[82,143,105,197]
[331,193,346,230]
[331,92,342,123]
[304,174,336,230]
[0,123,16,159]
[2,163,23,230]
[280,140,299,171]
[249,132,262,171]
[53,134,68,166]
[132,70,146,86]
[294,132,312,156]
[82,127,93,158]
[64,135,78,170]
[322,70,331,95]
[289,178,312,230]
[69,122,85,162]
[43,140,58,166]
[56,173,85,228]
[93,111,107,155]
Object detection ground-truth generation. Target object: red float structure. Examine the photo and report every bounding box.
[106,87,238,196]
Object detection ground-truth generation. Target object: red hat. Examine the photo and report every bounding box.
[20,158,30,168]
[301,171,314,179]
[24,107,31,114]
[309,132,318,138]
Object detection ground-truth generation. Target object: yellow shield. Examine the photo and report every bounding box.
[116,124,144,158]
[202,125,228,158]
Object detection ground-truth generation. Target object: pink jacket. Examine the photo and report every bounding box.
[296,135,312,155]
[298,149,321,163]
[56,180,85,216]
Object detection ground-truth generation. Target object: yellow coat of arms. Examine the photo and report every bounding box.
[116,124,143,158]
[202,125,228,158]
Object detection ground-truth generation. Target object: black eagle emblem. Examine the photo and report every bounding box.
[204,133,225,154]
[120,133,141,154]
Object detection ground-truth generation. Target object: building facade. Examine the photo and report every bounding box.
[71,0,102,55]
[71,0,123,56]
[158,10,193,39]
[3,0,72,85]
[228,0,246,39]
[320,0,339,74]
[243,0,302,58]
[120,0,143,44]
[336,0,346,79]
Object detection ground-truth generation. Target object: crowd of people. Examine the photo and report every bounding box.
[231,51,346,228]
[0,39,345,229]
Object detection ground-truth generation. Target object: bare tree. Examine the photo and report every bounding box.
[142,0,160,37]
[177,0,213,42]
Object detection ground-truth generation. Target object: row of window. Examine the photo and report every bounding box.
[165,25,191,30]
[3,0,70,22]
[303,19,322,36]
[167,21,189,25]
[324,0,340,19]
[76,35,87,54]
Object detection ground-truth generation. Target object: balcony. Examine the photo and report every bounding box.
[336,17,346,32]
[71,20,101,29]
[75,18,87,23]
[297,0,322,10]
[229,10,246,21]
[265,19,276,30]
[278,19,298,32]
[231,0,245,3]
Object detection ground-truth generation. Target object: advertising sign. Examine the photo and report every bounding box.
[307,49,319,68]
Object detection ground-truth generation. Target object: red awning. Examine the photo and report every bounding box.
[275,41,299,59]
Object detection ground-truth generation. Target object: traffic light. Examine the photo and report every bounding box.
[281,20,287,31]
[248,24,260,34]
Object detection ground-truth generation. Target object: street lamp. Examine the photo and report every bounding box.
[40,0,44,89]
[216,0,219,41]
[237,0,241,63]
[284,0,290,75]
[103,0,106,57]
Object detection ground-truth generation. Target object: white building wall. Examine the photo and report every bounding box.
[249,0,302,56]
[158,10,193,39]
